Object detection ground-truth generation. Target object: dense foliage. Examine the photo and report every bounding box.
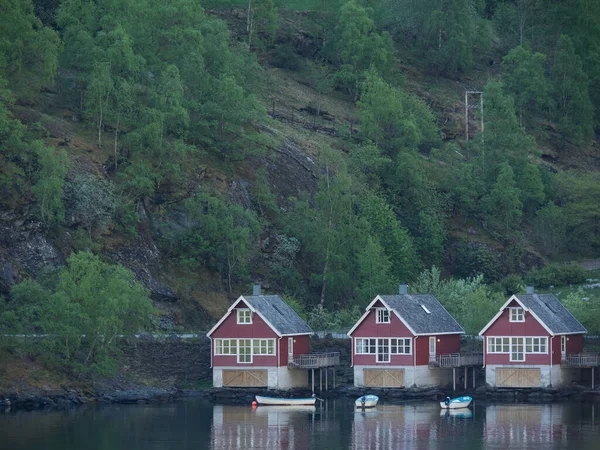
[0,0,599,357]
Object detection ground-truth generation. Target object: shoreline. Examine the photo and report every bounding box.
[2,383,597,412]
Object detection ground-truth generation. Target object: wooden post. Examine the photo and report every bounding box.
[473,366,476,388]
[312,368,315,393]
[320,368,322,392]
[453,368,456,392]
[326,367,328,390]
[464,367,467,390]
[593,367,595,390]
[333,369,336,388]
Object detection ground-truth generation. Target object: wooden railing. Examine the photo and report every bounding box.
[561,353,600,367]
[288,352,340,369]
[429,353,483,368]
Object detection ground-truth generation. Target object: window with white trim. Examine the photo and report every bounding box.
[252,339,275,355]
[376,308,390,323]
[510,337,525,361]
[238,339,252,363]
[214,339,237,355]
[237,309,252,324]
[525,337,547,353]
[390,338,411,354]
[377,339,390,362]
[355,338,377,354]
[487,337,510,353]
[509,307,525,322]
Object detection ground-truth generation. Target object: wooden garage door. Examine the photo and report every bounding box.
[223,370,268,387]
[363,369,405,387]
[496,368,541,387]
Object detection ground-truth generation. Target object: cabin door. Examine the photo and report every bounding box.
[429,336,436,363]
[561,336,566,361]
[288,337,294,363]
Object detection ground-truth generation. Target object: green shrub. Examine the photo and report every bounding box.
[272,43,305,71]
[524,263,588,288]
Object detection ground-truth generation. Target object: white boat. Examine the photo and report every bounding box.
[255,395,316,406]
[440,408,473,418]
[440,395,472,409]
[355,394,379,408]
[254,405,316,414]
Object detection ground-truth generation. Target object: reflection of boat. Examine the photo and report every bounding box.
[355,395,379,408]
[440,408,473,419]
[255,395,316,406]
[254,405,316,414]
[440,396,472,409]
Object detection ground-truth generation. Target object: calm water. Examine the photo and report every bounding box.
[1,398,599,449]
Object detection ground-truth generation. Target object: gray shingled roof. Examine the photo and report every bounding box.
[514,293,587,334]
[379,294,464,335]
[243,295,313,336]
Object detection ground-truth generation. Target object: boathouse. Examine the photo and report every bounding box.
[347,285,479,388]
[479,287,590,388]
[207,285,339,389]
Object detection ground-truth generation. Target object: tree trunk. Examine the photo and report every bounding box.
[114,113,120,171]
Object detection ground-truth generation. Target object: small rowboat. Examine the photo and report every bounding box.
[255,395,316,406]
[355,394,379,408]
[440,395,472,409]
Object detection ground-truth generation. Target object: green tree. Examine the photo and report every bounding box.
[563,288,600,336]
[356,236,395,302]
[248,0,279,47]
[501,45,551,126]
[177,192,261,292]
[32,143,69,225]
[0,252,154,374]
[518,163,545,214]
[358,69,438,157]
[533,203,566,255]
[332,0,395,100]
[552,34,594,145]
[0,0,61,92]
[483,162,523,240]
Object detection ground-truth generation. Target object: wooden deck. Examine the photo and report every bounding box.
[288,352,340,369]
[561,353,600,368]
[429,353,483,368]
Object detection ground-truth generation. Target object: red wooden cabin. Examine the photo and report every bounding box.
[347,285,469,388]
[207,285,313,389]
[479,287,588,387]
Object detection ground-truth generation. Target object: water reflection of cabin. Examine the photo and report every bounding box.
[206,285,340,389]
[212,405,314,449]
[347,285,482,389]
[479,287,597,388]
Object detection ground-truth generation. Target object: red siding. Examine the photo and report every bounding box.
[566,334,584,353]
[485,308,549,336]
[211,304,279,367]
[352,309,414,338]
[279,335,310,366]
[415,336,428,366]
[552,336,562,365]
[483,306,552,365]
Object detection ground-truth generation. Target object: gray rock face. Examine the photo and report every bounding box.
[0,210,63,295]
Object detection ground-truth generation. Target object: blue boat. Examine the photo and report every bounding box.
[440,395,472,409]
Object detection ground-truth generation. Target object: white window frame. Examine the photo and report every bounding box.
[510,337,525,362]
[377,338,390,363]
[509,307,525,322]
[390,338,411,355]
[237,339,252,363]
[376,308,390,324]
[355,338,377,354]
[214,339,237,355]
[252,339,275,355]
[237,309,252,324]
[525,337,547,354]
[487,337,510,353]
